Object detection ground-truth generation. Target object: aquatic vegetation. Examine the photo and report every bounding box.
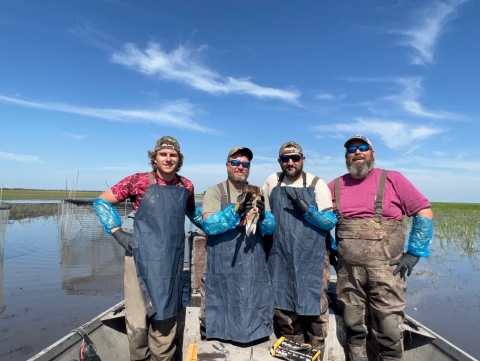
[430,202,480,264]
[8,203,60,221]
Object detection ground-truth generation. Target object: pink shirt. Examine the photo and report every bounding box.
[111,171,196,212]
[327,168,430,221]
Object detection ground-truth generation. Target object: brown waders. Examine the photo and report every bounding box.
[124,255,177,361]
[333,170,407,361]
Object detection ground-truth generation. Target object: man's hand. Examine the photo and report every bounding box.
[390,252,419,279]
[285,188,310,214]
[256,196,266,220]
[112,228,133,253]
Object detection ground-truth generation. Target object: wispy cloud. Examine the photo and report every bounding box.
[395,0,468,65]
[386,77,466,120]
[315,93,346,101]
[111,42,300,104]
[343,76,466,120]
[0,151,41,162]
[67,21,116,52]
[63,132,88,141]
[311,118,444,149]
[0,95,215,133]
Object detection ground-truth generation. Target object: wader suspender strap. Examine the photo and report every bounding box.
[148,172,155,185]
[332,170,389,224]
[216,181,230,204]
[333,178,343,224]
[373,169,388,223]
[277,172,312,188]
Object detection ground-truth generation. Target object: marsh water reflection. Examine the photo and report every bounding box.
[0,202,478,360]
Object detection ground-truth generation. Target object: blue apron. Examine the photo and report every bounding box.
[268,174,326,315]
[133,174,189,321]
[205,184,273,343]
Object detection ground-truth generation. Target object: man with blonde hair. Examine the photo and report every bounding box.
[93,136,202,361]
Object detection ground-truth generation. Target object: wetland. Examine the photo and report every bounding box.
[0,195,478,360]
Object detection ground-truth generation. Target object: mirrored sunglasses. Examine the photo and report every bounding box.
[346,144,371,154]
[229,160,250,168]
[280,154,302,163]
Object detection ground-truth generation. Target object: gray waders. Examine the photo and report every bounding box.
[333,170,407,361]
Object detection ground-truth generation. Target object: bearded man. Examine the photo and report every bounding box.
[327,135,434,361]
[200,146,276,343]
[262,141,337,359]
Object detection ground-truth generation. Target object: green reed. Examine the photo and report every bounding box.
[429,202,480,258]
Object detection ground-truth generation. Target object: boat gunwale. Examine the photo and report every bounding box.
[26,301,125,361]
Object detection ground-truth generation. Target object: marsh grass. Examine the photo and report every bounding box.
[429,202,480,260]
[8,203,60,221]
[1,188,102,200]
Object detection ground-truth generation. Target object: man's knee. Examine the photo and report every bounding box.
[148,317,177,361]
[372,313,403,359]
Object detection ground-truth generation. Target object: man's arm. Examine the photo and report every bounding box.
[415,207,433,220]
[390,206,434,278]
[97,189,122,233]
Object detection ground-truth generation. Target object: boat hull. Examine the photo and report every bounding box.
[28,300,478,361]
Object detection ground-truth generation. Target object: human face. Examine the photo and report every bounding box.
[155,148,179,176]
[227,154,250,183]
[278,152,305,180]
[345,140,375,178]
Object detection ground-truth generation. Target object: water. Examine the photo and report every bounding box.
[0,203,479,360]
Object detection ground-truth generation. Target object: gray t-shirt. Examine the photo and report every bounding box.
[202,180,271,215]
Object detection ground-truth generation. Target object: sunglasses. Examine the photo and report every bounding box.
[346,144,371,154]
[229,160,250,168]
[280,154,302,163]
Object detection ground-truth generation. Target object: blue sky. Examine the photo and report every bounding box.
[1,0,479,202]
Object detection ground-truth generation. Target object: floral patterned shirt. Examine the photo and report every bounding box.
[111,171,195,212]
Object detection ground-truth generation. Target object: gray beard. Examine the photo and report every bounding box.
[347,159,375,177]
[228,169,249,183]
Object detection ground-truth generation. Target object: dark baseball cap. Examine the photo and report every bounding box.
[279,141,303,156]
[227,146,253,161]
[155,136,180,152]
[344,135,373,149]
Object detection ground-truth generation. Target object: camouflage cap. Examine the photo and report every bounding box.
[227,146,253,161]
[344,135,373,149]
[279,141,303,156]
[155,135,180,152]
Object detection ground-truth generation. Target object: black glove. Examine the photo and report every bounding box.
[112,228,133,253]
[390,252,419,279]
[257,196,266,220]
[285,188,310,214]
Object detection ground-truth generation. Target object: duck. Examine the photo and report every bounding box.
[237,184,262,236]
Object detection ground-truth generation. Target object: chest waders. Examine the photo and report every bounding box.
[268,172,326,315]
[333,170,407,360]
[133,173,189,321]
[205,181,273,343]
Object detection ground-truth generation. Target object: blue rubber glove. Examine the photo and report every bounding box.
[407,216,433,257]
[186,204,204,231]
[203,205,241,236]
[93,198,122,234]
